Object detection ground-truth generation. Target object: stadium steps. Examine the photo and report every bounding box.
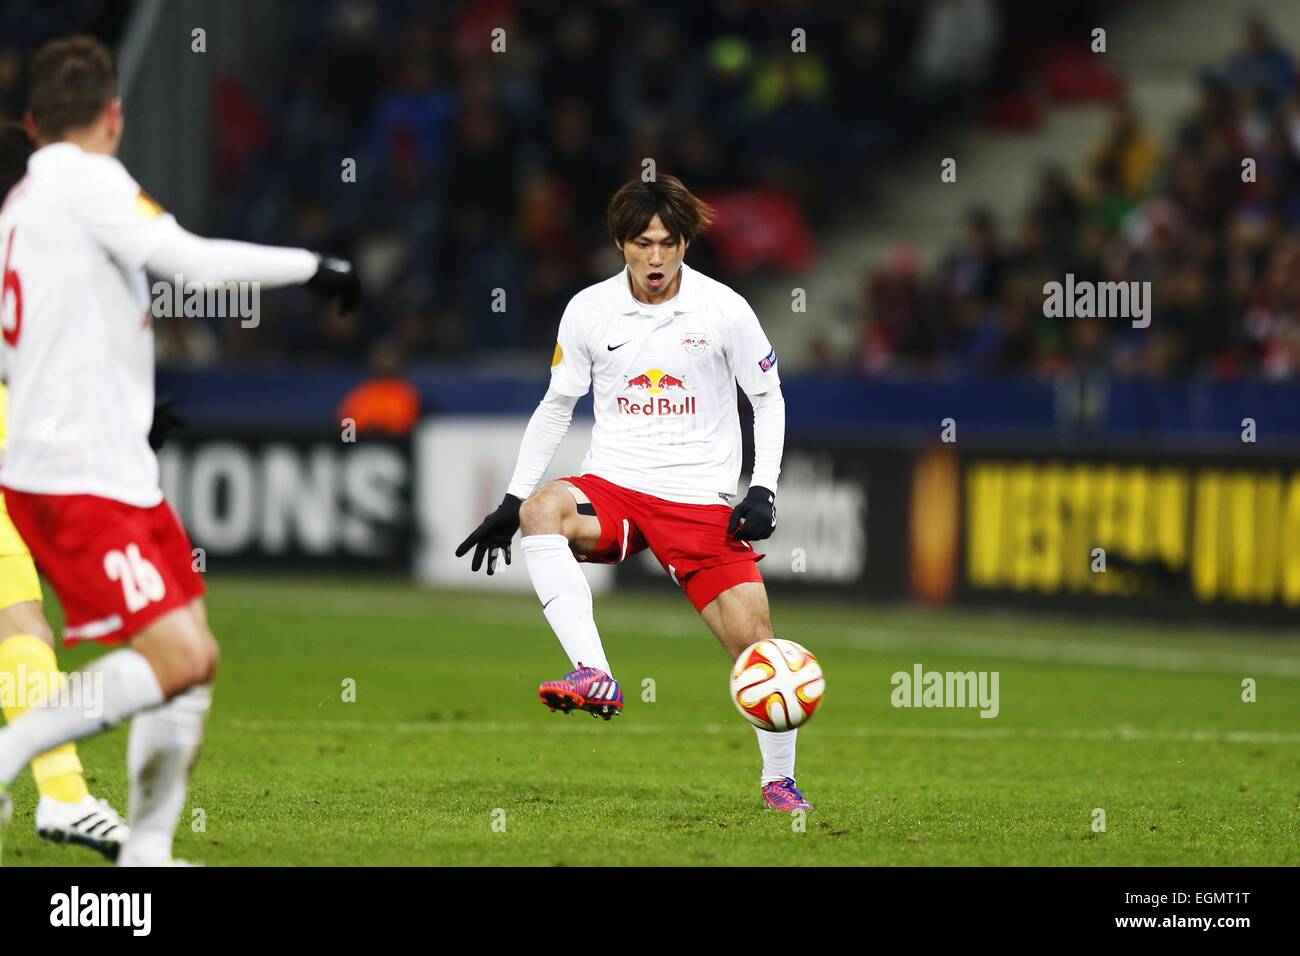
[752,0,1295,370]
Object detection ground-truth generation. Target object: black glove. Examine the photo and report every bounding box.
[455,493,523,575]
[728,485,776,541]
[306,254,361,312]
[148,396,186,451]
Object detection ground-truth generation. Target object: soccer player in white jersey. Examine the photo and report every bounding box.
[457,175,810,811]
[0,36,360,863]
[0,120,130,858]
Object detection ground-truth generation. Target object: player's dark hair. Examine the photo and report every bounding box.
[0,122,34,199]
[607,175,715,246]
[28,35,118,140]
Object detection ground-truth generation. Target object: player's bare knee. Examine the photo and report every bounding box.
[171,627,220,688]
[519,485,571,536]
[197,629,220,684]
[30,617,55,646]
[0,618,55,648]
[0,600,55,646]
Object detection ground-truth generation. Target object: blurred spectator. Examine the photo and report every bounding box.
[942,207,1006,305]
[337,338,421,436]
[1029,164,1083,262]
[915,0,1000,92]
[1224,16,1296,106]
[0,49,21,124]
[1086,99,1159,201]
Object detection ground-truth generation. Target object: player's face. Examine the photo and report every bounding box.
[620,215,688,303]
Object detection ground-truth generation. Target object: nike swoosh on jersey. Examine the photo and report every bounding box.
[606,341,630,351]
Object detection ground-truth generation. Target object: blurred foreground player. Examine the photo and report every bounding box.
[0,121,129,859]
[0,36,360,864]
[457,176,809,811]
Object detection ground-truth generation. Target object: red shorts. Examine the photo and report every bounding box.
[561,473,763,612]
[2,489,206,646]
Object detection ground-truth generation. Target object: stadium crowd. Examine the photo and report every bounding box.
[6,0,1049,364]
[204,0,947,362]
[26,0,1267,381]
[856,15,1300,381]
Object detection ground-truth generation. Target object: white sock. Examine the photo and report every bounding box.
[521,533,612,675]
[119,684,212,866]
[0,649,164,785]
[755,727,797,786]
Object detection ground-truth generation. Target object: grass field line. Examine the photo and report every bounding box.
[225,717,1300,745]
[855,628,1300,678]
[220,592,1300,678]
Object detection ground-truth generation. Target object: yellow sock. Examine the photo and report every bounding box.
[0,634,90,803]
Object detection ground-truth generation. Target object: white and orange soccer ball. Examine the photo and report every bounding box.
[729,639,825,731]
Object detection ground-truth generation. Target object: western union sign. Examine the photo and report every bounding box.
[965,460,1300,606]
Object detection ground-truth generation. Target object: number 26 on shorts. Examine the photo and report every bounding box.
[103,543,166,612]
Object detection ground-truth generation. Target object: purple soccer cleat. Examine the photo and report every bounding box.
[538,666,623,720]
[761,777,813,812]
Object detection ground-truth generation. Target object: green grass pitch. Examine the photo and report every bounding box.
[4,574,1299,866]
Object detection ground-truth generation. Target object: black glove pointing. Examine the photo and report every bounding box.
[456,493,523,575]
[148,396,186,451]
[306,254,362,312]
[728,485,776,541]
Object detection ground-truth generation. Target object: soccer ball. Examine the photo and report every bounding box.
[729,639,825,731]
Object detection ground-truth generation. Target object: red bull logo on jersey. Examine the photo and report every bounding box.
[618,368,696,416]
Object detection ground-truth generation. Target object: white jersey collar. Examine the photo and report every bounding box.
[27,141,84,173]
[617,262,698,316]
